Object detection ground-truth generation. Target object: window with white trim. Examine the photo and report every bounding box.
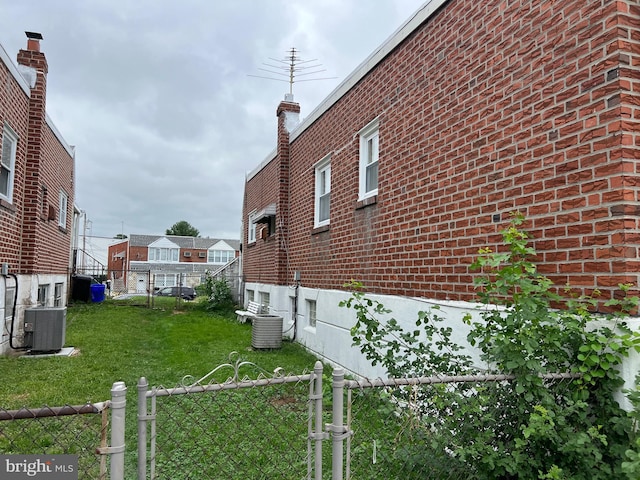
[154,273,177,288]
[54,283,64,307]
[307,299,317,328]
[1,124,18,203]
[58,190,68,228]
[148,247,179,262]
[248,211,257,244]
[359,119,379,200]
[207,249,235,264]
[5,286,15,323]
[37,284,50,307]
[314,155,331,227]
[260,292,270,311]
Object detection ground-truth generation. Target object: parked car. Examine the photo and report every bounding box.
[154,286,197,300]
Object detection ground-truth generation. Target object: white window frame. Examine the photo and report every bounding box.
[358,118,379,200]
[54,282,64,307]
[260,292,270,312]
[154,273,178,288]
[314,155,331,227]
[1,124,18,204]
[207,249,235,264]
[307,299,317,328]
[148,247,179,262]
[37,284,50,307]
[5,286,16,321]
[58,190,68,228]
[248,211,257,244]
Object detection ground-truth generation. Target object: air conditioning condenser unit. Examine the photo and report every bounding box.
[24,307,66,352]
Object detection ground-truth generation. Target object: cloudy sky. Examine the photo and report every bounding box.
[0,0,424,239]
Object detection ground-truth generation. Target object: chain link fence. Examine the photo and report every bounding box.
[344,373,579,480]
[0,364,581,480]
[104,270,242,308]
[138,359,318,479]
[0,403,110,479]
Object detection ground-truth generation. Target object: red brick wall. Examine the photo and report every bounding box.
[107,241,128,277]
[29,124,74,274]
[0,58,29,271]
[244,0,640,303]
[243,154,282,284]
[13,44,74,275]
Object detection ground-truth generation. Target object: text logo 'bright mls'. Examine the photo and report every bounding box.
[0,455,78,479]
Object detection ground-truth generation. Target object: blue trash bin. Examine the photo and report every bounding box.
[90,284,106,303]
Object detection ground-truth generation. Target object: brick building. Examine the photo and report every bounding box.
[241,0,640,376]
[107,234,240,296]
[0,33,76,355]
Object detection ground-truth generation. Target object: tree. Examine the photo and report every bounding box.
[114,234,127,239]
[166,220,199,237]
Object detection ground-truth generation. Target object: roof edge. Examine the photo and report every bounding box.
[289,0,449,142]
[0,41,31,95]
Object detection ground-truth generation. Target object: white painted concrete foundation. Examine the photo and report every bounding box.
[0,273,68,356]
[245,281,640,409]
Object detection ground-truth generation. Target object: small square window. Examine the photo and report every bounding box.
[307,300,317,328]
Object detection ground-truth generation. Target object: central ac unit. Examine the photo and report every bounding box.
[23,307,66,352]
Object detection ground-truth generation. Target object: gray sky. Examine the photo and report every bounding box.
[0,0,424,239]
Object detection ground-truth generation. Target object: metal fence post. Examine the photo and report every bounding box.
[312,361,324,480]
[331,368,345,480]
[110,381,127,480]
[137,377,148,480]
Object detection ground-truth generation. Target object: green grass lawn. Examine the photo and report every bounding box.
[0,299,319,407]
[0,300,429,479]
[0,300,325,478]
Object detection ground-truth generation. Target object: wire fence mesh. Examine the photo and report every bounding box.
[0,365,582,480]
[343,373,579,480]
[0,403,110,479]
[141,369,318,479]
[102,270,242,308]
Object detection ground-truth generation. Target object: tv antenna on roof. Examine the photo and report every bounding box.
[249,47,337,95]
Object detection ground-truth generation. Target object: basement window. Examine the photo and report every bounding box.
[37,284,50,307]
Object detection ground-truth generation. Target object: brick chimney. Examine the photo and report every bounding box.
[17,32,48,272]
[275,95,300,284]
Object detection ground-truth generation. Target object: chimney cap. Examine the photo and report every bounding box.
[25,32,43,40]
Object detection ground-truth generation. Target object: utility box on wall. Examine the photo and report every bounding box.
[24,307,66,352]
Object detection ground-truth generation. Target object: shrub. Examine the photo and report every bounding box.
[340,212,640,479]
[198,272,236,312]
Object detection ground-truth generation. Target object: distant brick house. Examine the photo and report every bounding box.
[241,0,640,377]
[0,33,75,356]
[107,234,240,295]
